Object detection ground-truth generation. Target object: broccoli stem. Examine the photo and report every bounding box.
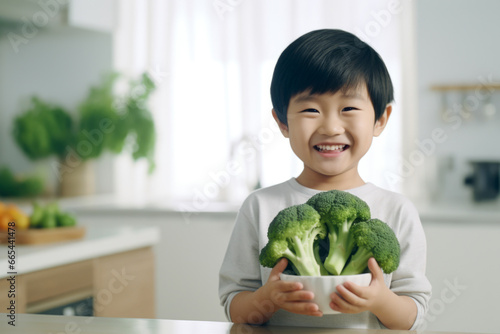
[340,247,373,275]
[324,220,356,275]
[283,236,322,276]
[314,241,329,276]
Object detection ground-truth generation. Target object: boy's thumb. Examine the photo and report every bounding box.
[368,257,383,279]
[269,258,288,281]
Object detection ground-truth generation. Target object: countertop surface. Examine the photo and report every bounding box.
[0,226,160,279]
[8,192,500,222]
[416,201,500,222]
[0,313,488,334]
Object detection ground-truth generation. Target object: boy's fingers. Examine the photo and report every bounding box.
[335,284,364,306]
[283,289,314,301]
[278,297,322,317]
[279,281,303,292]
[290,302,322,316]
[273,289,313,305]
[341,281,366,299]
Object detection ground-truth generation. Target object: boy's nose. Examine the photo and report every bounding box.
[318,117,345,136]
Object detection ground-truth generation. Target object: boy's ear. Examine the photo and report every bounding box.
[373,104,392,137]
[272,109,289,138]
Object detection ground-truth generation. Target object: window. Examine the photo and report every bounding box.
[113,0,407,208]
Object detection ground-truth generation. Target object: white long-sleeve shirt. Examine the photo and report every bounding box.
[219,178,432,329]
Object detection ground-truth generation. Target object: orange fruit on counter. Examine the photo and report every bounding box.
[0,215,11,231]
[0,203,30,230]
[0,202,9,231]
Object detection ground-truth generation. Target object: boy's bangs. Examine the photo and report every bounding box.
[306,68,367,99]
[289,44,370,102]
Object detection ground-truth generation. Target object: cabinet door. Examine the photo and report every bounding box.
[93,247,155,318]
[1,260,92,315]
[0,274,27,314]
[25,260,93,307]
[423,221,500,333]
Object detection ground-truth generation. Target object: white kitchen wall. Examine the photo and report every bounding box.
[0,24,114,193]
[415,0,500,204]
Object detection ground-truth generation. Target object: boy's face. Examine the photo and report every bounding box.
[273,84,391,190]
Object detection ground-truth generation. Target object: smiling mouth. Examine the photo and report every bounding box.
[313,144,348,152]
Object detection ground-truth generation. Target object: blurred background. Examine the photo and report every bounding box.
[0,0,499,333]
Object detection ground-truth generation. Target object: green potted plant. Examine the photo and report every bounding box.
[13,96,74,161]
[0,166,44,198]
[75,72,156,172]
[12,96,75,196]
[12,72,157,197]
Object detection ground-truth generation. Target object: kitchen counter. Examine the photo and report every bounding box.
[11,193,241,215]
[8,182,500,223]
[14,192,500,223]
[416,200,500,223]
[0,226,160,279]
[0,313,489,334]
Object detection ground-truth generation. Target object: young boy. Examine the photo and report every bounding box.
[219,29,431,330]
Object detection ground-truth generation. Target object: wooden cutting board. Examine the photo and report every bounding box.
[0,226,86,245]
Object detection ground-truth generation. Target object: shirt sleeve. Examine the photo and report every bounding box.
[218,204,262,322]
[388,200,432,330]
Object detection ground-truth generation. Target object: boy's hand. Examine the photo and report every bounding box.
[329,257,388,314]
[261,258,323,317]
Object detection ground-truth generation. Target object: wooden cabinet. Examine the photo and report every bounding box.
[1,247,155,318]
[93,247,155,318]
[24,259,94,314]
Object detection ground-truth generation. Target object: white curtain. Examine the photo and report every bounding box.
[113,0,406,207]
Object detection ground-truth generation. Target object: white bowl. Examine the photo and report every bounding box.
[280,273,372,314]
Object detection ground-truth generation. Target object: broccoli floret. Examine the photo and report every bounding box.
[306,190,370,275]
[341,219,400,275]
[259,204,327,276]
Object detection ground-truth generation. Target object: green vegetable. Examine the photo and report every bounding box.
[40,202,59,228]
[259,204,327,276]
[57,212,76,227]
[341,219,400,275]
[30,202,45,228]
[41,213,57,229]
[259,190,401,276]
[306,190,371,275]
[29,202,77,229]
[313,239,330,275]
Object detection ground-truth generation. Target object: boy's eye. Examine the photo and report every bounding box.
[342,107,358,112]
[301,108,319,113]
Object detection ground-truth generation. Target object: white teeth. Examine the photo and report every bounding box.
[316,144,345,151]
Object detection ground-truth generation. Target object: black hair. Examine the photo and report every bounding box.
[270,29,394,125]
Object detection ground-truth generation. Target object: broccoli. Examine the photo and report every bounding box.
[341,219,400,275]
[259,204,327,276]
[306,190,371,275]
[259,191,401,277]
[314,238,330,276]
